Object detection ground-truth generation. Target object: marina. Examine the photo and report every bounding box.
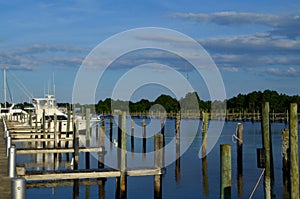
[0,102,299,198]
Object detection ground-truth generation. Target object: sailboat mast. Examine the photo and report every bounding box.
[4,69,6,108]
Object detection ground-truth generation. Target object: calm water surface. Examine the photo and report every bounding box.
[21,118,296,198]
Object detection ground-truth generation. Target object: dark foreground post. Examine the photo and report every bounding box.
[142,119,146,154]
[236,123,243,197]
[175,113,181,182]
[261,102,275,199]
[282,128,289,198]
[220,144,231,199]
[154,134,163,199]
[289,103,299,199]
[73,121,79,170]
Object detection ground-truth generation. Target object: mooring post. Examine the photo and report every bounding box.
[289,103,299,199]
[110,117,113,143]
[54,113,58,148]
[73,120,79,170]
[154,134,163,199]
[236,123,243,197]
[8,144,16,178]
[120,111,127,199]
[11,178,26,199]
[131,119,134,153]
[175,113,181,182]
[202,156,209,196]
[220,144,231,199]
[142,119,146,154]
[98,125,106,169]
[202,111,208,158]
[85,108,90,169]
[282,128,289,198]
[66,108,71,149]
[42,109,46,148]
[261,102,275,199]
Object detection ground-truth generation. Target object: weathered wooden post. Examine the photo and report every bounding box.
[161,116,165,146]
[282,128,289,199]
[236,123,243,197]
[73,120,79,170]
[120,112,127,199]
[54,113,58,148]
[202,156,209,196]
[175,113,181,182]
[289,103,299,199]
[42,109,46,148]
[11,178,26,199]
[220,144,231,199]
[154,134,163,199]
[110,117,113,143]
[261,102,275,199]
[85,108,91,169]
[66,108,71,149]
[142,119,146,154]
[131,119,134,153]
[202,111,208,158]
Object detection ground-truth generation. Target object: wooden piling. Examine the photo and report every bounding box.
[261,102,275,199]
[220,144,231,199]
[154,134,163,199]
[131,119,134,153]
[142,119,146,154]
[85,108,90,170]
[202,112,208,158]
[73,121,79,170]
[110,117,113,143]
[282,128,289,199]
[289,103,299,199]
[42,109,46,148]
[120,112,127,199]
[236,123,243,197]
[175,113,180,182]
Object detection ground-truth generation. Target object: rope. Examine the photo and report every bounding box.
[232,134,242,143]
[249,168,265,199]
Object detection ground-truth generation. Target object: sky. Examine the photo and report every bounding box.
[0,0,300,104]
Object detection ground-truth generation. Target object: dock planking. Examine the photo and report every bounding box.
[0,119,11,198]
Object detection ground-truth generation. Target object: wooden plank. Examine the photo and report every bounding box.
[17,147,104,154]
[127,168,164,176]
[23,169,120,181]
[12,138,73,142]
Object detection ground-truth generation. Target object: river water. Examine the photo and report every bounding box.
[21,117,295,198]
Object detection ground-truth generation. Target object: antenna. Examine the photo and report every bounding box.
[53,72,56,97]
[4,69,6,108]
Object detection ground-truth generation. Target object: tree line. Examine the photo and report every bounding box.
[5,89,299,114]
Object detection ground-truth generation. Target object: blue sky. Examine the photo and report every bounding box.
[1,0,300,103]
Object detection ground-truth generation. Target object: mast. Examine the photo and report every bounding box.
[4,69,6,108]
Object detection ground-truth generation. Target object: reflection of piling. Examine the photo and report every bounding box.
[202,157,209,196]
[261,102,275,199]
[236,123,243,197]
[175,113,180,182]
[220,144,231,199]
[154,134,163,199]
[73,179,79,199]
[289,103,299,199]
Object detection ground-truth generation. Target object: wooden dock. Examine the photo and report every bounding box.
[0,119,11,198]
